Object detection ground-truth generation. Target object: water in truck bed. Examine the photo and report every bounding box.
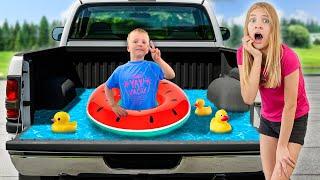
[19,89,259,141]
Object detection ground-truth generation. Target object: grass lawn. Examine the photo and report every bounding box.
[294,45,320,74]
[0,51,15,79]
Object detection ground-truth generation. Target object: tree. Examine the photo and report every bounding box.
[285,25,310,48]
[0,27,4,50]
[14,22,32,51]
[227,24,242,48]
[38,16,49,47]
[289,19,304,26]
[306,20,320,33]
[28,23,38,50]
[2,20,11,50]
[21,22,30,50]
[314,39,320,45]
[49,20,62,47]
[10,22,20,50]
[14,22,38,51]
[281,19,289,27]
[14,30,23,51]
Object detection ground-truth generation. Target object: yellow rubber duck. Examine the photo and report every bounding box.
[210,109,232,133]
[51,111,77,133]
[194,99,212,116]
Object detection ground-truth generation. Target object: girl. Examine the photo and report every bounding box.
[237,2,309,180]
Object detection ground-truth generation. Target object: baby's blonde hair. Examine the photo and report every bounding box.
[243,2,282,88]
[127,28,150,42]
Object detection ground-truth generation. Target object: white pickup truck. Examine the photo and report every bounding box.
[5,0,263,179]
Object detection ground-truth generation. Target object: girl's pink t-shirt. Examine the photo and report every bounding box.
[237,44,309,122]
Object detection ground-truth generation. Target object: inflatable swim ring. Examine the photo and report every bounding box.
[87,80,191,137]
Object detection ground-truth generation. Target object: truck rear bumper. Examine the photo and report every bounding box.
[11,154,262,176]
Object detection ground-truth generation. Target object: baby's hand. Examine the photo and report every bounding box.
[111,104,128,117]
[242,35,262,59]
[149,40,161,62]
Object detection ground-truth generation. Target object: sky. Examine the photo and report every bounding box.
[0,0,74,25]
[0,0,320,26]
[211,0,320,25]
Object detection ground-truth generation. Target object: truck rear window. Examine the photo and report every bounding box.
[69,4,215,40]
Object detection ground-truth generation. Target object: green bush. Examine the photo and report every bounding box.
[285,25,310,48]
[314,39,320,45]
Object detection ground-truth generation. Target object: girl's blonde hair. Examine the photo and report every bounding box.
[243,2,282,88]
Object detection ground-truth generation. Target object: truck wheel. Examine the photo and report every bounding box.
[19,174,59,180]
[19,174,40,180]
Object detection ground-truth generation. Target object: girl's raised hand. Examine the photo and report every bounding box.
[242,35,262,59]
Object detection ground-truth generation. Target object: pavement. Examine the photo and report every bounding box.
[0,81,19,179]
[0,78,319,180]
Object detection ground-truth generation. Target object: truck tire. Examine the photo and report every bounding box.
[19,174,59,180]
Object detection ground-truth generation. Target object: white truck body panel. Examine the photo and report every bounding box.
[21,61,31,129]
[8,56,23,76]
[67,41,218,47]
[12,154,261,176]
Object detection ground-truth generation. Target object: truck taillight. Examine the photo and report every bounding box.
[6,79,18,101]
[7,109,19,118]
[6,78,20,120]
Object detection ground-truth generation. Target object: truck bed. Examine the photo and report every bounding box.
[7,46,259,153]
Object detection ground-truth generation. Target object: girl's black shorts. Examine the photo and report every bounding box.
[258,114,308,145]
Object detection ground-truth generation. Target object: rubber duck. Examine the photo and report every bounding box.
[210,109,232,133]
[51,111,77,133]
[194,99,212,116]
